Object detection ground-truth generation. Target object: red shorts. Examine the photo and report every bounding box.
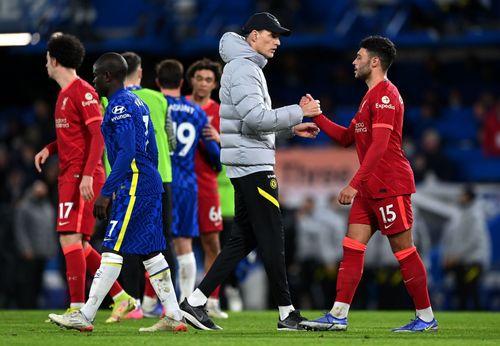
[57,178,104,241]
[198,195,223,233]
[348,195,413,235]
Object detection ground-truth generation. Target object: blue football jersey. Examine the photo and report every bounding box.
[167,95,214,191]
[101,88,163,197]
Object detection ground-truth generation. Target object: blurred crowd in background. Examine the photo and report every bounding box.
[1,0,500,311]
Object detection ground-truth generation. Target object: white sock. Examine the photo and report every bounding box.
[177,252,196,302]
[142,295,158,312]
[330,302,350,319]
[70,303,84,309]
[187,288,208,307]
[416,307,434,322]
[143,253,182,321]
[80,252,123,321]
[278,305,294,320]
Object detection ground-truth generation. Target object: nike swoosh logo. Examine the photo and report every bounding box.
[103,238,113,242]
[403,277,414,284]
[58,221,70,226]
[384,222,394,229]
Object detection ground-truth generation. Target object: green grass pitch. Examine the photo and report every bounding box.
[1,310,499,345]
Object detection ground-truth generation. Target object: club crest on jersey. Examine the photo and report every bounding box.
[270,178,278,189]
[61,96,68,110]
[381,95,390,104]
[112,105,126,114]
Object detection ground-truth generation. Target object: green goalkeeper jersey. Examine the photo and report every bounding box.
[217,165,235,218]
[101,86,172,183]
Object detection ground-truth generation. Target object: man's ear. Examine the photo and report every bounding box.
[50,56,58,67]
[104,71,112,83]
[155,77,160,89]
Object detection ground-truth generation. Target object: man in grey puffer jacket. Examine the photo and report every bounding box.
[180,12,321,331]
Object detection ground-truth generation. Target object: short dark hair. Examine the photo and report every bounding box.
[121,51,141,77]
[186,58,222,86]
[463,184,477,201]
[156,59,183,89]
[360,35,396,71]
[47,33,85,69]
[94,52,128,82]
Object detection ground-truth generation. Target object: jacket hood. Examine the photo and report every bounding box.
[219,32,267,68]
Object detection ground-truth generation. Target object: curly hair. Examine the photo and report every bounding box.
[47,33,85,69]
[186,58,222,87]
[360,35,396,71]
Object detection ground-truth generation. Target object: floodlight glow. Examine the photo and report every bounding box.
[0,33,33,46]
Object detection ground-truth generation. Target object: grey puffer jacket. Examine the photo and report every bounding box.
[219,32,303,177]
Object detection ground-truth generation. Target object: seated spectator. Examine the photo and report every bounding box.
[414,129,455,182]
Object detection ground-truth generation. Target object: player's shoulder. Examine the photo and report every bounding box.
[182,97,206,119]
[107,89,137,114]
[109,88,135,105]
[376,79,401,99]
[370,79,401,106]
[139,88,167,106]
[68,78,99,107]
[206,98,220,109]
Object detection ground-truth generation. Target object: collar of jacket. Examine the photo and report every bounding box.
[219,32,268,69]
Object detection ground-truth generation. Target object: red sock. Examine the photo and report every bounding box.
[84,246,124,298]
[63,243,86,304]
[395,246,431,309]
[210,285,221,299]
[144,272,156,298]
[335,237,366,304]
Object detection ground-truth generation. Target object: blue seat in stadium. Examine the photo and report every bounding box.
[445,147,500,181]
[434,107,479,145]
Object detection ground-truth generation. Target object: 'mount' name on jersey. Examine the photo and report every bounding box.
[169,103,196,114]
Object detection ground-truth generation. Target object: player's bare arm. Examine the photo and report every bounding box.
[338,185,358,205]
[34,147,50,173]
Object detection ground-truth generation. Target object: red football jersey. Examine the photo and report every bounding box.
[351,79,415,198]
[53,78,105,182]
[187,97,220,197]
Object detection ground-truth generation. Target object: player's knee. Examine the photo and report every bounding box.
[141,252,162,261]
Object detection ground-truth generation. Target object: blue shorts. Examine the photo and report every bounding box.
[172,186,199,238]
[103,194,166,255]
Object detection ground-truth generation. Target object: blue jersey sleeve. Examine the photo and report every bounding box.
[147,116,159,169]
[201,136,221,172]
[198,110,221,172]
[101,108,136,197]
